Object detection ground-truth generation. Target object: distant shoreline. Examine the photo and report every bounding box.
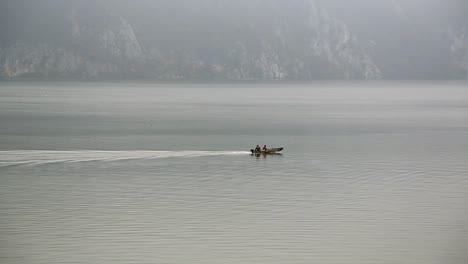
[1,77,467,84]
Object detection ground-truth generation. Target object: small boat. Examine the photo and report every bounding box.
[250,147,284,154]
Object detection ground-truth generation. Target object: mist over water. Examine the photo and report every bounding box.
[1,82,468,264]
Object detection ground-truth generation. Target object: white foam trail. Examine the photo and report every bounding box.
[0,150,250,167]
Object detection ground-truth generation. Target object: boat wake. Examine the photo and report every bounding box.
[0,150,250,167]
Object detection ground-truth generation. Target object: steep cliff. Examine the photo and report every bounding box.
[0,2,145,79]
[0,0,466,80]
[451,29,468,78]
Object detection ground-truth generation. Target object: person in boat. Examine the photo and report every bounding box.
[255,145,261,152]
[263,145,268,152]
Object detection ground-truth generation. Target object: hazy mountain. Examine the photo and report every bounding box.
[1,0,467,80]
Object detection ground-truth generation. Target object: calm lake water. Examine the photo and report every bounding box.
[1,82,467,264]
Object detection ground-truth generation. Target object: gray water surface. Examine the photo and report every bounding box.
[1,82,467,264]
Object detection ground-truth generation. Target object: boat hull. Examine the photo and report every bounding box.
[250,147,284,154]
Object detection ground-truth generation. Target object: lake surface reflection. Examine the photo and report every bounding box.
[1,82,467,264]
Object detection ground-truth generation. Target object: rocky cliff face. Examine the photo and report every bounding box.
[306,4,381,79]
[0,0,466,80]
[0,3,144,79]
[451,29,468,78]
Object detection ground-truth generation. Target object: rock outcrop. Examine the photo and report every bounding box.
[451,29,468,78]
